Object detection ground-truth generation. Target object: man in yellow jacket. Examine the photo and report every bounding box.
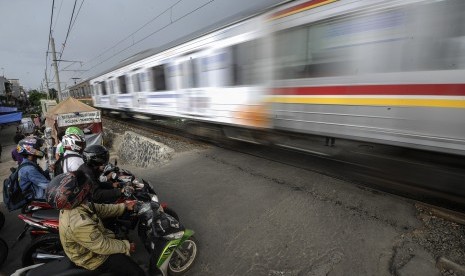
[45,171,145,276]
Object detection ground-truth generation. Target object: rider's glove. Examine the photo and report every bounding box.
[99,172,117,182]
[122,185,135,197]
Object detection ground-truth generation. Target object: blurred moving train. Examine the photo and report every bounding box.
[69,0,465,156]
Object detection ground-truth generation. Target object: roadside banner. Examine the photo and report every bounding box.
[57,111,101,127]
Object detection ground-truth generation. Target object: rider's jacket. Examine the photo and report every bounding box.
[18,159,50,200]
[59,202,130,270]
[78,163,122,203]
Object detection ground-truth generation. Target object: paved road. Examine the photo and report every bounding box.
[0,124,445,275]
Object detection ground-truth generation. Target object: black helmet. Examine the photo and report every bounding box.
[45,171,91,209]
[82,145,109,167]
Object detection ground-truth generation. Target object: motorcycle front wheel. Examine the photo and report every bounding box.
[168,236,198,276]
[22,234,64,267]
[0,237,8,268]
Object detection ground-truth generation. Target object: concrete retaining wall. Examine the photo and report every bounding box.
[116,131,174,168]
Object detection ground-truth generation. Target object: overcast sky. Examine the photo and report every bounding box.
[0,0,283,90]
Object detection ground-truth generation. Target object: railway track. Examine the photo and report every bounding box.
[105,114,465,213]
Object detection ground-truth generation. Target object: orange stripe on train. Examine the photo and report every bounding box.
[270,0,338,20]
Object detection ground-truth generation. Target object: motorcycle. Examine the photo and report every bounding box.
[13,201,197,276]
[18,204,61,267]
[0,211,8,268]
[19,167,179,266]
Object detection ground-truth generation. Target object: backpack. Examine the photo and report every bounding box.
[54,153,82,176]
[3,163,34,211]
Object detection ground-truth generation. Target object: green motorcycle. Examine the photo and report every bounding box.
[13,201,198,276]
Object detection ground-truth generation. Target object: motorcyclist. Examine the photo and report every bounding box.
[78,144,129,203]
[45,171,145,276]
[17,136,50,200]
[60,126,86,173]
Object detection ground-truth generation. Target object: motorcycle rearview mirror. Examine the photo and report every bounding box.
[114,159,117,166]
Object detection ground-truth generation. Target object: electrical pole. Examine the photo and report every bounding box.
[44,70,51,100]
[50,36,62,102]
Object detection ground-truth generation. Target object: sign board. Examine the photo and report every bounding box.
[57,111,101,127]
[40,100,57,115]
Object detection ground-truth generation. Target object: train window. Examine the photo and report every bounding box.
[132,73,141,92]
[274,0,465,79]
[100,82,107,95]
[199,52,233,87]
[151,65,167,91]
[181,59,200,88]
[166,64,180,90]
[109,80,115,94]
[118,75,127,94]
[231,40,262,85]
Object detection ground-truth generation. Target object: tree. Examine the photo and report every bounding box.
[28,91,48,107]
[48,88,57,100]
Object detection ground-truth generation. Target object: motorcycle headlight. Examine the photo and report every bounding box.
[164,231,184,240]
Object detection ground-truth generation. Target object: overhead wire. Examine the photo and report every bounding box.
[59,0,78,60]
[70,0,85,35]
[79,0,215,79]
[52,0,64,31]
[55,0,85,87]
[83,0,183,68]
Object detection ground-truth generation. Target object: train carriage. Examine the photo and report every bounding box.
[267,0,465,155]
[90,13,271,129]
[86,0,465,156]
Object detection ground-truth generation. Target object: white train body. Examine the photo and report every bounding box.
[88,0,465,155]
[91,14,270,128]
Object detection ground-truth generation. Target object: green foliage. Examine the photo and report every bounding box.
[28,91,48,107]
[49,88,57,99]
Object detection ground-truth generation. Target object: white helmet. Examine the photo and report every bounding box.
[62,133,86,153]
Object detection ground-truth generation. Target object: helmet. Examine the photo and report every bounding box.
[65,126,84,137]
[17,136,45,157]
[83,145,109,167]
[45,171,91,210]
[62,133,86,153]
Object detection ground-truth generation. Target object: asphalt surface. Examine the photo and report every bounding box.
[0,123,458,275]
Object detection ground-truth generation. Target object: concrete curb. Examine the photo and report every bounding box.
[416,203,465,225]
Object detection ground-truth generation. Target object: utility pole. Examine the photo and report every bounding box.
[50,36,62,102]
[44,70,51,99]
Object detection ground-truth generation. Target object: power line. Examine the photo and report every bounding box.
[52,0,64,31]
[58,0,84,77]
[60,0,78,59]
[80,0,215,79]
[70,0,85,34]
[56,0,84,87]
[84,0,183,67]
